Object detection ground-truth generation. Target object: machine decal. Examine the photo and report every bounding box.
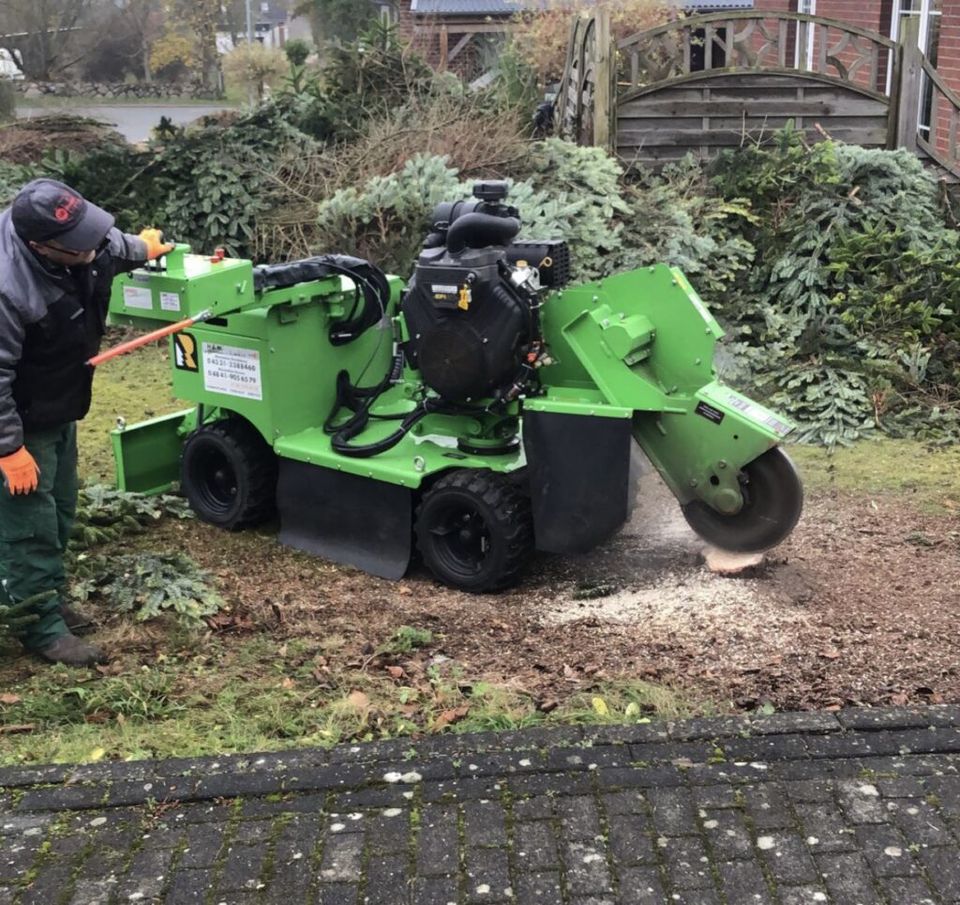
[695,401,725,425]
[123,285,153,310]
[202,342,263,401]
[725,393,793,438]
[174,333,198,372]
[160,291,182,313]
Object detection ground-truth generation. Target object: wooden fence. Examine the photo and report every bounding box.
[557,11,960,179]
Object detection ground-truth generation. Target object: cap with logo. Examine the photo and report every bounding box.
[11,178,114,252]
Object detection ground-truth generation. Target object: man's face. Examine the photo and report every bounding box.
[29,238,98,266]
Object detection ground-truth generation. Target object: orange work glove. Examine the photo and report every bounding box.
[0,447,40,495]
[138,228,175,261]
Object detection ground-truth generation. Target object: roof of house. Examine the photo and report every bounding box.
[410,0,753,15]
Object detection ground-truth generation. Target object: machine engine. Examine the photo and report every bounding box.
[402,181,568,403]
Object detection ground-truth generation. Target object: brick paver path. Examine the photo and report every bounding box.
[3,708,960,904]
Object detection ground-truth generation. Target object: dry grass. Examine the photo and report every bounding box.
[255,92,532,261]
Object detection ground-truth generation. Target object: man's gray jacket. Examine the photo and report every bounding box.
[0,208,147,456]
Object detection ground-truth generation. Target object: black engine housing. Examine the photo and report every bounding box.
[403,246,532,401]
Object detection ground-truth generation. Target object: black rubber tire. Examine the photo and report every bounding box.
[415,469,534,593]
[681,447,803,553]
[180,418,278,530]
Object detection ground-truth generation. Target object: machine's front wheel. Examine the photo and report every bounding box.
[681,447,803,553]
[181,418,278,530]
[415,469,534,592]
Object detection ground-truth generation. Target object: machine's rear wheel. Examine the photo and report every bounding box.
[415,469,534,592]
[681,447,803,553]
[181,418,278,530]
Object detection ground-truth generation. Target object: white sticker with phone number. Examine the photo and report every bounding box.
[202,343,262,401]
[160,291,181,312]
[123,285,152,310]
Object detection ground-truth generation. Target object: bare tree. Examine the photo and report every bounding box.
[0,0,101,80]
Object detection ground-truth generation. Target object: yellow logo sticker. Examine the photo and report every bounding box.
[174,333,198,372]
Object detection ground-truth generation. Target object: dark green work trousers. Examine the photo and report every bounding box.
[0,423,77,650]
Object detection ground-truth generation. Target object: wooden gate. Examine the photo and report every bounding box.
[557,11,960,179]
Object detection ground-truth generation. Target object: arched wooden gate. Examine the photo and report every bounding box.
[557,11,960,178]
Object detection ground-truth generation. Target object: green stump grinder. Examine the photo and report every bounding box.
[106,181,803,592]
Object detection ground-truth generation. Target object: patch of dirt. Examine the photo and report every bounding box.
[0,115,127,163]
[138,457,960,714]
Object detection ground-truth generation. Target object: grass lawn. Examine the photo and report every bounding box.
[1,344,958,766]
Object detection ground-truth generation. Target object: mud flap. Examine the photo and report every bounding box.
[277,459,412,579]
[112,408,196,495]
[523,411,632,554]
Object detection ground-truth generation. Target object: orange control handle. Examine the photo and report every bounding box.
[87,310,210,368]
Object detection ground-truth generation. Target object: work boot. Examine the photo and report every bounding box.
[59,603,96,635]
[36,634,107,667]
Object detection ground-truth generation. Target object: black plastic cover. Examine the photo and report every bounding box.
[277,459,411,579]
[523,411,632,554]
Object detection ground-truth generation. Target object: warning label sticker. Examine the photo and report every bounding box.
[202,343,262,400]
[123,285,153,310]
[160,291,181,312]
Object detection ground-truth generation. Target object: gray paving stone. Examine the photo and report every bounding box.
[877,875,938,905]
[601,790,648,815]
[815,851,882,905]
[565,840,613,896]
[888,797,955,846]
[607,814,655,865]
[465,847,512,902]
[646,787,697,836]
[781,780,836,803]
[717,858,773,904]
[700,809,755,860]
[362,852,408,905]
[836,779,886,824]
[217,843,269,892]
[742,783,795,830]
[616,866,666,905]
[854,823,917,878]
[408,875,460,905]
[918,844,960,901]
[417,804,459,876]
[317,882,358,904]
[557,795,603,840]
[115,846,177,900]
[365,810,410,855]
[67,878,117,905]
[163,868,213,905]
[178,823,226,868]
[661,835,713,889]
[0,888,15,905]
[462,799,507,847]
[793,802,859,853]
[318,831,363,883]
[515,821,559,870]
[755,830,820,886]
[511,795,553,821]
[777,885,831,905]
[515,871,562,902]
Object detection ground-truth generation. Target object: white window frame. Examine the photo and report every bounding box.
[887,0,942,138]
[796,0,816,70]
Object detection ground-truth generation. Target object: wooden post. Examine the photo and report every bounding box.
[893,15,923,151]
[593,8,613,153]
[439,24,449,72]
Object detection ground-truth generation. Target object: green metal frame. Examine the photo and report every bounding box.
[108,250,794,519]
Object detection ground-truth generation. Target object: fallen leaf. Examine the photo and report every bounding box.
[537,699,559,713]
[0,724,35,734]
[0,693,21,705]
[87,747,106,763]
[280,678,295,690]
[432,705,470,729]
[819,649,841,660]
[347,690,370,709]
[385,666,405,680]
[591,696,609,717]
